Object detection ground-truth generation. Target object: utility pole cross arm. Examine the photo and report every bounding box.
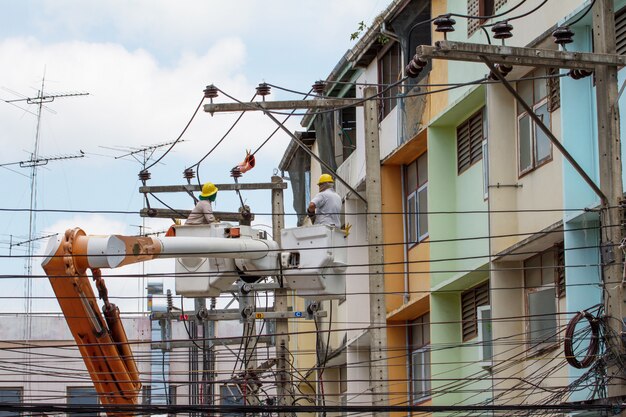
[204,98,363,114]
[417,40,625,69]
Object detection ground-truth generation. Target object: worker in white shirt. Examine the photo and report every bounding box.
[307,174,341,227]
[186,182,218,224]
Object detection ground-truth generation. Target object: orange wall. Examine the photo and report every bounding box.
[408,239,430,304]
[381,164,406,313]
[387,324,408,416]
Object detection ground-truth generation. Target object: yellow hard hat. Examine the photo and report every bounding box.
[318,174,334,185]
[200,182,218,198]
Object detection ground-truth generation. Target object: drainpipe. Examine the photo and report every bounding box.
[380,22,400,43]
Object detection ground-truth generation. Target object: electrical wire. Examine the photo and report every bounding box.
[144,95,205,171]
[568,0,596,26]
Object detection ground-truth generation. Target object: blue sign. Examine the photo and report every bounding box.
[294,311,303,318]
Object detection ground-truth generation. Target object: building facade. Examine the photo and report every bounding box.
[281,0,626,414]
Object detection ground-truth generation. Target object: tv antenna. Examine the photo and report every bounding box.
[1,72,88,330]
[101,139,184,313]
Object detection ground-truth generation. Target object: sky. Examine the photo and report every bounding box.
[0,0,386,314]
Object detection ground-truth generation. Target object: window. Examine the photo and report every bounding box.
[335,105,357,165]
[457,108,485,174]
[340,364,348,416]
[67,387,99,417]
[461,281,490,341]
[379,42,401,120]
[221,385,243,417]
[524,245,563,349]
[410,313,431,402]
[405,152,428,244]
[517,68,559,175]
[142,385,151,405]
[616,6,626,55]
[477,306,493,364]
[0,388,22,417]
[467,0,502,36]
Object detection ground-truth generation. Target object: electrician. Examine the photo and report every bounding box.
[307,174,341,227]
[186,182,218,224]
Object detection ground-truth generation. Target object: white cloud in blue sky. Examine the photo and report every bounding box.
[0,0,385,313]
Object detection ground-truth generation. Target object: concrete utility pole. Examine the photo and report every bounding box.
[592,0,626,407]
[271,175,292,415]
[363,87,389,415]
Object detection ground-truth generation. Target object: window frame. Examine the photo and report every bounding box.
[404,152,428,247]
[524,247,561,352]
[477,305,493,366]
[66,386,100,417]
[516,71,554,177]
[409,313,431,403]
[0,387,22,417]
[378,41,401,121]
[461,281,490,342]
[457,108,485,175]
[411,347,431,403]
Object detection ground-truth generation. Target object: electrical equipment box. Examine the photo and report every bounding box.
[280,225,347,300]
[174,223,238,297]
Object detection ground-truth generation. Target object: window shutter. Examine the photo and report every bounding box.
[556,243,566,298]
[457,109,484,174]
[616,7,626,55]
[457,121,471,173]
[461,290,478,340]
[461,282,490,341]
[547,68,561,112]
[495,0,507,11]
[468,0,480,36]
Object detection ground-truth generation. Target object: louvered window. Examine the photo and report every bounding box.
[457,108,485,174]
[616,7,626,55]
[555,243,566,298]
[461,282,490,341]
[547,68,561,112]
[468,0,498,36]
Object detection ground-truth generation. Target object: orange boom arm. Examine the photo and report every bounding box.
[41,228,160,413]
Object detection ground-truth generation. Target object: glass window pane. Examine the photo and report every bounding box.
[418,186,428,239]
[417,152,428,187]
[541,250,555,285]
[221,385,243,417]
[480,308,493,361]
[528,288,557,344]
[411,318,423,347]
[406,162,417,194]
[518,114,532,172]
[525,255,542,288]
[534,68,547,101]
[407,194,417,243]
[518,79,533,113]
[534,103,551,163]
[0,389,21,417]
[67,387,99,417]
